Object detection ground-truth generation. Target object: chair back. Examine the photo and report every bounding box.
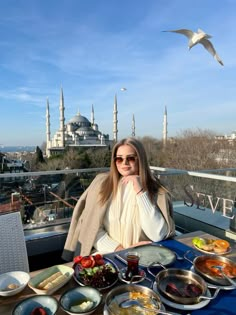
[0,211,29,274]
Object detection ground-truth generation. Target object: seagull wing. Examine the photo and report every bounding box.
[163,29,194,39]
[200,38,224,66]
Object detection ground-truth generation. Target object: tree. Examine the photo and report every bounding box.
[35,146,45,164]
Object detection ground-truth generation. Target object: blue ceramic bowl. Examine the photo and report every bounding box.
[12,295,59,315]
[60,286,102,315]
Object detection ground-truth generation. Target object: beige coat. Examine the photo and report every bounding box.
[62,173,175,262]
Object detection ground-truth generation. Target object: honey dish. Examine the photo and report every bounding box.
[0,271,30,297]
[12,295,59,315]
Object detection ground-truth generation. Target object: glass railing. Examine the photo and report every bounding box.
[1,166,236,242]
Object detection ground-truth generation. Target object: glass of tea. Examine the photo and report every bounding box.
[125,251,140,281]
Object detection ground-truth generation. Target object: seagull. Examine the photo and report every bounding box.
[164,28,224,66]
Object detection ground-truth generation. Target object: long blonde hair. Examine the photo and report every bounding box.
[99,137,163,205]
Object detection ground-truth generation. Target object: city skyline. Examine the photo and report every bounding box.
[0,0,236,146]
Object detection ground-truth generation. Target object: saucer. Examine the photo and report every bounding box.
[118,268,146,284]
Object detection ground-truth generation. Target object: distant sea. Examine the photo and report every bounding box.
[0,146,36,153]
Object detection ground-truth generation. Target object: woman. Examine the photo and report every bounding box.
[62,137,175,261]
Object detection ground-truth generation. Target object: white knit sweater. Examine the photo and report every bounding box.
[93,181,168,253]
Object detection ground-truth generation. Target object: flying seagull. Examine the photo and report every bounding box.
[164,28,224,66]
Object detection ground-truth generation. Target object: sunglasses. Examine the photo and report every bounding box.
[114,155,137,164]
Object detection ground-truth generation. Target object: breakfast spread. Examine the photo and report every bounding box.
[192,237,230,254]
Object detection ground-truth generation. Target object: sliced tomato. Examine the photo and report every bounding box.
[80,256,95,268]
[89,255,96,267]
[73,255,83,264]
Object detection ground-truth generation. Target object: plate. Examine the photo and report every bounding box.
[118,245,176,267]
[190,266,236,290]
[0,271,30,297]
[28,264,74,295]
[118,268,146,284]
[153,282,211,311]
[193,244,232,255]
[73,257,118,290]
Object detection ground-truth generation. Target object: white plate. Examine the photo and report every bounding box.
[193,243,232,255]
[190,266,236,291]
[0,271,30,297]
[153,282,211,311]
[117,244,176,267]
[28,264,74,295]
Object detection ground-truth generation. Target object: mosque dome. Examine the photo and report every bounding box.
[68,112,91,127]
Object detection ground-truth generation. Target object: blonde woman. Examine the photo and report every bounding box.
[62,137,175,261]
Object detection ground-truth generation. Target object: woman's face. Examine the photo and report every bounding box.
[115,144,139,176]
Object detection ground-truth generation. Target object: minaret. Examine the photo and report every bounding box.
[91,104,95,126]
[131,114,135,137]
[59,87,65,148]
[163,106,167,147]
[46,98,51,157]
[113,94,118,142]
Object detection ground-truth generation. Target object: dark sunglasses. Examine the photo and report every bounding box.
[114,155,137,164]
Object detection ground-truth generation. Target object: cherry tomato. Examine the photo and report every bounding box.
[94,253,103,261]
[73,255,83,264]
[95,258,105,266]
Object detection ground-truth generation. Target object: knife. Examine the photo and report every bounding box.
[114,254,127,265]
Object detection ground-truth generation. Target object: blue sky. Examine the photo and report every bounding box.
[0,0,235,146]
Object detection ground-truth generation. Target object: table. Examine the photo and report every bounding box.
[1,231,236,314]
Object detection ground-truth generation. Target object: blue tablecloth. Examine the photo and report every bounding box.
[106,239,236,315]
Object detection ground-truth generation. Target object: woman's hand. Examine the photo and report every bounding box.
[121,175,143,194]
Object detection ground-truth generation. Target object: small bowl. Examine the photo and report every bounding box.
[12,295,59,315]
[0,271,30,297]
[60,286,102,315]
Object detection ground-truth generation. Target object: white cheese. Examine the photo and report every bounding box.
[70,300,94,312]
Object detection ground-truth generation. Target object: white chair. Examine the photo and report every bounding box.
[0,212,29,274]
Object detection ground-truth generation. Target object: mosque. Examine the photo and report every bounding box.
[45,88,137,157]
[45,88,168,157]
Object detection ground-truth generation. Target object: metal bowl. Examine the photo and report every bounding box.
[155,268,219,305]
[192,255,236,286]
